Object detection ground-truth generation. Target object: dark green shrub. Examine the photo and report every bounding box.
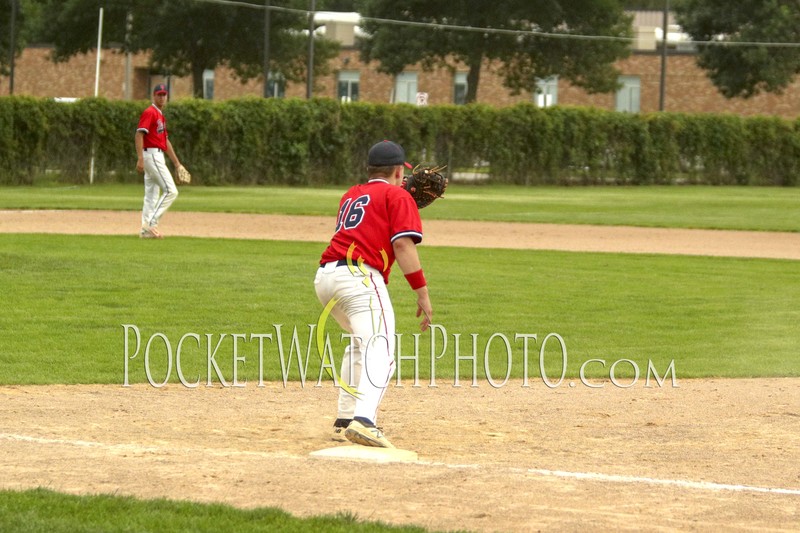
[3,96,798,187]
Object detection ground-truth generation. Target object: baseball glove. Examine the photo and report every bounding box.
[176,165,192,185]
[403,164,447,209]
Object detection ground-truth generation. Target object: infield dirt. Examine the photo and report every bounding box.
[1,209,799,260]
[0,210,798,532]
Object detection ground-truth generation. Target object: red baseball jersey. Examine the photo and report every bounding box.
[136,104,168,151]
[320,179,423,284]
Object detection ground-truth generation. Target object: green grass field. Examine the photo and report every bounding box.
[1,184,798,531]
[1,183,799,231]
[1,234,797,386]
[0,489,450,533]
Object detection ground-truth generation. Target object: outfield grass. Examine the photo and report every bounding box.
[1,184,797,530]
[1,234,797,386]
[1,183,798,232]
[0,489,450,533]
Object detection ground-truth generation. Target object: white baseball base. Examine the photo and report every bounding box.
[310,445,418,463]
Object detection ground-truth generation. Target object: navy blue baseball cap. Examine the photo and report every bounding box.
[368,140,413,169]
[153,83,168,95]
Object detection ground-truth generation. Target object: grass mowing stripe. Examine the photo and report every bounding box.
[0,234,797,385]
[0,488,440,533]
[1,184,798,231]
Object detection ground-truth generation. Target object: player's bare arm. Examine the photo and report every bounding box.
[134,131,145,174]
[393,236,432,331]
[166,140,181,169]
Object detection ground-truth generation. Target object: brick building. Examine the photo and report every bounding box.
[2,10,799,119]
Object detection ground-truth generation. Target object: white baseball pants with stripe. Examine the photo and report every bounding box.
[314,261,396,426]
[141,148,178,230]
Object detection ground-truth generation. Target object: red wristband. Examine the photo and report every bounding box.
[404,269,426,290]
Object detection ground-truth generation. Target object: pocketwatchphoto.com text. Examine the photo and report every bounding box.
[121,324,678,390]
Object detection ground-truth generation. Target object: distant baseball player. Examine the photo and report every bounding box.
[135,83,184,239]
[315,140,433,449]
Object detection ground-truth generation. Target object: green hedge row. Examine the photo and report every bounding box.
[1,96,798,186]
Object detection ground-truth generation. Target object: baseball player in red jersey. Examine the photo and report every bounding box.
[135,83,184,239]
[315,140,433,448]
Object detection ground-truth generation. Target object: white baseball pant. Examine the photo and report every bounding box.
[141,148,178,229]
[314,261,396,425]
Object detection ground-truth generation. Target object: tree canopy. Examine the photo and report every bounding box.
[30,0,339,98]
[1,0,35,78]
[623,0,666,9]
[355,0,633,103]
[674,0,800,98]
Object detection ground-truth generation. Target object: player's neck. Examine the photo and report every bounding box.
[367,166,403,186]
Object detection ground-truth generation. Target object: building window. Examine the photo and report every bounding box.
[534,76,558,108]
[616,76,641,113]
[337,71,359,102]
[454,72,468,105]
[267,73,285,98]
[202,69,215,100]
[393,72,418,104]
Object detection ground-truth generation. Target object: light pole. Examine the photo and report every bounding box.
[263,0,271,98]
[8,0,17,95]
[659,0,669,111]
[306,0,315,99]
[124,10,133,100]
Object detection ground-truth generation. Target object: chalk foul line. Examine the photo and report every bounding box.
[3,433,799,497]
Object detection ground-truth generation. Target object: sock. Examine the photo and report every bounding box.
[334,418,352,428]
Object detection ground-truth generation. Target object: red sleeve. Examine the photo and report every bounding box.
[137,107,153,133]
[388,187,423,244]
